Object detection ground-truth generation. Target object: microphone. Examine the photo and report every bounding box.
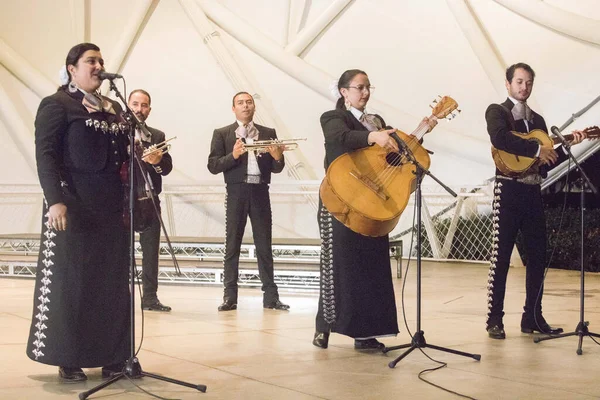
[550,126,570,147]
[97,71,123,80]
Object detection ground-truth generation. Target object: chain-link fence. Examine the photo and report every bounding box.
[391,181,495,263]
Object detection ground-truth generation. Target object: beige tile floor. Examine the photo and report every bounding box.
[1,261,599,399]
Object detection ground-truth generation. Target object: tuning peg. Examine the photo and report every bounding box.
[438,95,442,98]
[457,109,462,113]
[432,99,438,104]
[429,104,434,109]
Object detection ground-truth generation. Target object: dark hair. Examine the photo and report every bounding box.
[232,91,253,106]
[129,89,151,105]
[505,63,535,83]
[335,69,367,110]
[62,42,100,88]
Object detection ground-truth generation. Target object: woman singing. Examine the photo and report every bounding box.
[26,43,130,382]
[313,69,436,350]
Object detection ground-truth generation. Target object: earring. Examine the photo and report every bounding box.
[344,98,351,111]
[68,80,78,93]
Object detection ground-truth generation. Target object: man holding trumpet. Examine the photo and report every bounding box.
[128,89,173,312]
[208,91,290,311]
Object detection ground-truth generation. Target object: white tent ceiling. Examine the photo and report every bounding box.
[1,0,599,237]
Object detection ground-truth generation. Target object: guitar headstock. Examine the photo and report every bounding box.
[584,125,600,139]
[430,95,460,120]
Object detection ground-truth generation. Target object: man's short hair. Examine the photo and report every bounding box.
[505,63,535,83]
[129,89,151,105]
[232,91,253,106]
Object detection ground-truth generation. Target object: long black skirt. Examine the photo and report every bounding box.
[315,203,399,339]
[26,202,130,368]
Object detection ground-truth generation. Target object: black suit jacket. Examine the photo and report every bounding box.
[207,122,285,184]
[485,98,566,177]
[140,125,172,196]
[35,89,129,207]
[320,108,385,171]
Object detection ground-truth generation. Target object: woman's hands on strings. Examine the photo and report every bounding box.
[368,128,399,151]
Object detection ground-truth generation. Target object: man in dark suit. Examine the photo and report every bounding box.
[128,89,173,312]
[208,92,290,311]
[485,63,585,339]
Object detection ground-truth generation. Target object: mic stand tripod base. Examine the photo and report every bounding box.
[382,145,480,368]
[383,331,481,368]
[534,321,600,355]
[79,357,207,399]
[533,174,599,355]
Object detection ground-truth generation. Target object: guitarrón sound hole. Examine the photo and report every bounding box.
[385,151,404,166]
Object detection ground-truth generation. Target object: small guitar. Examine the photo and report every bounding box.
[492,126,600,177]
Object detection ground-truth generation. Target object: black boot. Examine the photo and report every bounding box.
[312,331,330,349]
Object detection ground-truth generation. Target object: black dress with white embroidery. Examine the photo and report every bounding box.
[26,88,130,367]
[315,108,399,339]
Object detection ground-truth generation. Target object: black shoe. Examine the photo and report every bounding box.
[487,325,506,339]
[521,316,564,335]
[354,338,385,350]
[58,367,87,383]
[264,299,290,310]
[101,362,125,379]
[218,301,237,311]
[142,300,172,312]
[312,331,330,349]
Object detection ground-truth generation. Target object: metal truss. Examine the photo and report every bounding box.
[0,236,321,290]
[0,236,401,291]
[0,261,37,277]
[150,241,321,264]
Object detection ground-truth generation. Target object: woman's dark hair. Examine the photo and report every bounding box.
[505,62,535,83]
[335,69,367,110]
[61,42,100,88]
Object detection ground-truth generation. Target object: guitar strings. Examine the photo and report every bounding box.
[371,119,430,187]
[366,120,426,187]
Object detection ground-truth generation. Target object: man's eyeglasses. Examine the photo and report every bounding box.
[347,85,375,92]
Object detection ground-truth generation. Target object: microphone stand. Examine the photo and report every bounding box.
[534,131,600,355]
[382,133,481,368]
[79,78,206,399]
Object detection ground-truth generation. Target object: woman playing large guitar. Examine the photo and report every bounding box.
[312,69,438,351]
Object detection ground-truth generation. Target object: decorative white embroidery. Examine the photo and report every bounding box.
[487,180,502,325]
[319,206,336,324]
[31,201,55,360]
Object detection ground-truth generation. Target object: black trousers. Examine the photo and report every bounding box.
[223,183,278,304]
[486,178,547,328]
[139,210,161,303]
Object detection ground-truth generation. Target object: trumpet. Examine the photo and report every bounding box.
[243,138,307,154]
[142,136,177,159]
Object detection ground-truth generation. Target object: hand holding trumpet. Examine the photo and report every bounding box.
[141,136,176,164]
[142,150,163,165]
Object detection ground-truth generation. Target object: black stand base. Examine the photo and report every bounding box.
[534,321,600,355]
[383,330,481,368]
[79,357,206,399]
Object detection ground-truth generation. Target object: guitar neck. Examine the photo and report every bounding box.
[552,133,574,145]
[410,116,438,140]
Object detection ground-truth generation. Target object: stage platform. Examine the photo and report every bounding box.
[1,260,599,399]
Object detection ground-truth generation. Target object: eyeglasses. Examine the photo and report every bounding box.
[347,85,375,92]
